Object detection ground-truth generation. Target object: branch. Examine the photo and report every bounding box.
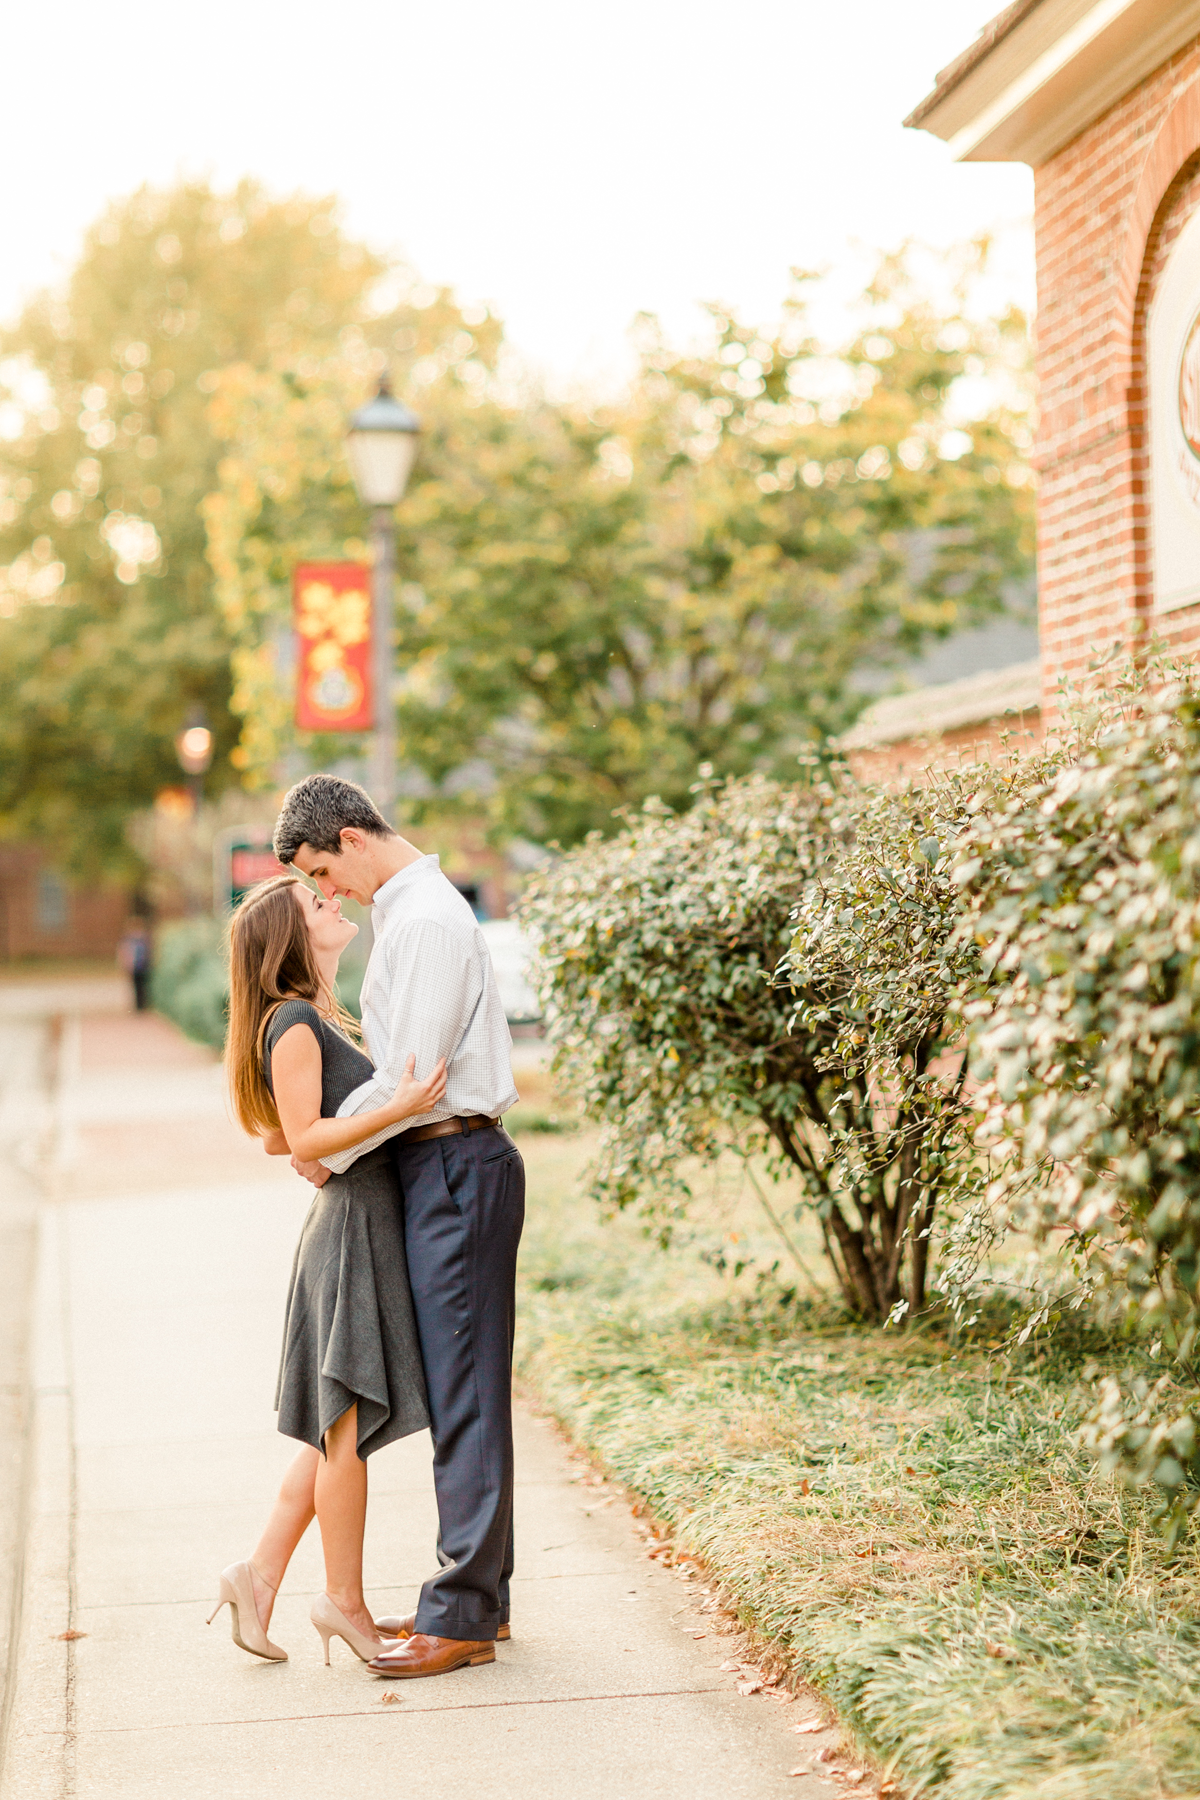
[740,1156,826,1298]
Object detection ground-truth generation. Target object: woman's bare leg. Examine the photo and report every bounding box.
[315,1405,378,1641]
[249,1445,318,1628]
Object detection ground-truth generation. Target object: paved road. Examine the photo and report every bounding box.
[0,989,843,1799]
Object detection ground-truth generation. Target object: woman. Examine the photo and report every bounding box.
[210,874,441,1667]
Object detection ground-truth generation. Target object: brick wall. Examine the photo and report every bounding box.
[0,848,129,962]
[844,711,1044,788]
[1034,40,1200,705]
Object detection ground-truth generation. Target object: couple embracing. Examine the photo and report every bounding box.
[210,773,524,1680]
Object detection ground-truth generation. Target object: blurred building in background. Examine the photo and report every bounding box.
[0,848,127,962]
[850,0,1200,774]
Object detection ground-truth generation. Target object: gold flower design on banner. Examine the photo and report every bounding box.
[293,564,373,730]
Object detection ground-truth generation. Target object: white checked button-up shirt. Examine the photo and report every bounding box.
[320,855,519,1173]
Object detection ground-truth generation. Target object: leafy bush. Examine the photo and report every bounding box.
[523,768,982,1321]
[955,670,1200,1532]
[150,918,229,1050]
[779,767,984,1321]
[150,914,367,1053]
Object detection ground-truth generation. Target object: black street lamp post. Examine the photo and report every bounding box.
[346,376,420,814]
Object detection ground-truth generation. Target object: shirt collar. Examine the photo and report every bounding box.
[372,854,440,915]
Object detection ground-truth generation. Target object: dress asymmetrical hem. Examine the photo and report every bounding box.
[264,999,429,1460]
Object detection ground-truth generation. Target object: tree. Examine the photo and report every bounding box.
[522,767,982,1321]
[206,248,1036,846]
[0,180,382,872]
[201,289,512,794]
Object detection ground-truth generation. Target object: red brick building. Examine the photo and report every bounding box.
[851,0,1200,769]
[0,848,128,963]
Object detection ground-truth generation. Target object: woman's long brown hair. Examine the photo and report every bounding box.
[226,875,354,1137]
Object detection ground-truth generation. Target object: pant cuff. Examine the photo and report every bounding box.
[414,1607,500,1642]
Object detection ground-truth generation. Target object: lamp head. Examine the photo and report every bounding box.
[175,714,213,776]
[346,374,421,507]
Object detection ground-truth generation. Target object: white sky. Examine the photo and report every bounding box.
[0,1,1032,387]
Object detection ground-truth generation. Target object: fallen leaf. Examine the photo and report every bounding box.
[688,1631,707,1639]
[793,1718,825,1734]
[842,1773,865,1786]
[801,1478,811,1496]
[880,1783,899,1796]
[56,1630,86,1641]
[719,1658,741,1671]
[737,1678,765,1696]
[787,1770,809,1779]
[813,1746,835,1763]
[380,1692,403,1706]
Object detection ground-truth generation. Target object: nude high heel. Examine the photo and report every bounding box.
[311,1592,397,1665]
[207,1561,288,1662]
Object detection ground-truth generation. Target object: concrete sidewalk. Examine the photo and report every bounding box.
[1,995,841,1799]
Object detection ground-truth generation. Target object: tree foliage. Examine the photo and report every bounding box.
[522,767,981,1321]
[208,248,1035,846]
[202,290,513,791]
[0,180,382,871]
[955,667,1200,1533]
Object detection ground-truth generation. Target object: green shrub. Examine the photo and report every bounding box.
[150,918,229,1049]
[955,667,1200,1533]
[779,764,985,1322]
[523,767,984,1322]
[150,914,366,1053]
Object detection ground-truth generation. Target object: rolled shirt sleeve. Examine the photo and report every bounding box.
[320,918,482,1173]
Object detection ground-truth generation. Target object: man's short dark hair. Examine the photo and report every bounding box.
[273,774,394,865]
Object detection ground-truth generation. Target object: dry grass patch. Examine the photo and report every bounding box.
[516,1130,1200,1800]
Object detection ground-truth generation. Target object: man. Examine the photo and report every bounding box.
[272,773,523,1679]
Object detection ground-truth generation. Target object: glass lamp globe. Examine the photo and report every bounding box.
[175,721,213,775]
[346,377,420,506]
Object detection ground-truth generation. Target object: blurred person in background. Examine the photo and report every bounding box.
[117,910,152,1011]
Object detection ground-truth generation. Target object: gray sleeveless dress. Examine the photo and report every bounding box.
[265,1000,429,1458]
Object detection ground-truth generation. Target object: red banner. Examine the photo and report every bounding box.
[293,562,373,732]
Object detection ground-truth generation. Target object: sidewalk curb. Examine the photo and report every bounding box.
[0,1207,76,1800]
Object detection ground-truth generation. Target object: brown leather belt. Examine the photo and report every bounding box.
[395,1114,498,1146]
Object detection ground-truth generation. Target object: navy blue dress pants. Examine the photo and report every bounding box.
[392,1123,525,1641]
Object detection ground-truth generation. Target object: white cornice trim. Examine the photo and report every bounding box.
[947,0,1134,157]
[913,0,1200,165]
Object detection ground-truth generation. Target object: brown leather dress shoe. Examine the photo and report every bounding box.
[369,1633,495,1678]
[374,1612,511,1642]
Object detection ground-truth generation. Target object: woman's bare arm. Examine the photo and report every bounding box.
[260,1127,291,1156]
[270,1023,447,1164]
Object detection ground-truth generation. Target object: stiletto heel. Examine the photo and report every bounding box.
[310,1593,397,1665]
[208,1561,287,1662]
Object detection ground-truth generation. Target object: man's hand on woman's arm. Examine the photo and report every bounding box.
[259,1115,329,1186]
[291,1154,331,1188]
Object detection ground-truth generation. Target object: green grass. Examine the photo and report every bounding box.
[515,1130,1200,1800]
